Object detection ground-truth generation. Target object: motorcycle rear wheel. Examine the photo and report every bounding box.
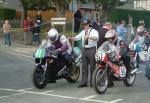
[66,66,80,83]
[32,67,48,89]
[92,67,108,94]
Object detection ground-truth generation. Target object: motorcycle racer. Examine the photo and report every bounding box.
[98,29,131,87]
[46,28,72,83]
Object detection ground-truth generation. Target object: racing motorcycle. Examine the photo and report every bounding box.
[92,49,137,94]
[32,40,81,89]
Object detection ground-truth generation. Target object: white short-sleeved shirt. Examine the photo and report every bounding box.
[74,28,99,48]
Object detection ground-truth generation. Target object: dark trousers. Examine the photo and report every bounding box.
[24,31,32,45]
[4,32,11,46]
[74,21,81,33]
[33,34,40,44]
[81,47,96,85]
[122,55,131,71]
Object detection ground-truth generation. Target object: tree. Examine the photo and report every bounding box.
[19,0,28,27]
[20,0,28,19]
[80,0,125,22]
[20,0,69,17]
[52,0,68,16]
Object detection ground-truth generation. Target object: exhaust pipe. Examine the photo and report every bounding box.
[131,68,138,74]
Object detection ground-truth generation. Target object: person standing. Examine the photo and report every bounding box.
[33,22,40,44]
[117,20,127,44]
[69,19,99,87]
[35,10,43,43]
[127,15,134,44]
[27,16,33,45]
[23,18,28,45]
[137,20,145,31]
[35,10,43,25]
[143,30,150,49]
[91,10,97,29]
[74,7,82,33]
[97,22,112,48]
[3,20,12,47]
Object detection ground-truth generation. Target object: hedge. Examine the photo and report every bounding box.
[0,7,16,20]
[108,9,150,28]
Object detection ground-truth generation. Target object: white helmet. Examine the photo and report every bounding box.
[48,28,59,42]
[137,26,144,33]
[105,29,116,38]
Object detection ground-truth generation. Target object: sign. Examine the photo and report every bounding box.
[69,0,78,13]
[51,17,66,33]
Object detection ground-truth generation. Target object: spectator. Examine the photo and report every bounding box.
[3,20,12,47]
[117,20,127,45]
[97,22,112,48]
[91,11,100,30]
[74,7,82,33]
[23,18,28,45]
[137,20,145,31]
[127,15,134,44]
[33,22,40,45]
[69,19,99,88]
[82,10,89,21]
[35,10,43,25]
[26,16,33,45]
[143,30,150,49]
[91,10,97,27]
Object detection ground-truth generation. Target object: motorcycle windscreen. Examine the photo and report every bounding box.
[34,48,46,58]
[34,39,48,58]
[73,47,81,56]
[97,41,116,53]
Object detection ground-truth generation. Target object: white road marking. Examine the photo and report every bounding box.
[79,98,109,103]
[0,88,123,103]
[41,90,54,94]
[81,95,97,100]
[0,93,26,99]
[109,99,124,103]
[18,88,32,91]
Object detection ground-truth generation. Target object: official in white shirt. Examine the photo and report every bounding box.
[69,19,99,88]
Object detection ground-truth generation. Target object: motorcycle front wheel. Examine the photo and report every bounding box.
[32,66,48,89]
[92,67,108,94]
[66,66,80,83]
[123,63,136,86]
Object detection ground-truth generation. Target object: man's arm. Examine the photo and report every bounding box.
[86,29,99,41]
[69,30,83,41]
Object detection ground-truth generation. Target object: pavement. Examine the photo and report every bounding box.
[0,40,150,103]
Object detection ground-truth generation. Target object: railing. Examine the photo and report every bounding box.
[0,20,21,28]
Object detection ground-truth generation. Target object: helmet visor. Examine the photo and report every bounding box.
[49,36,56,42]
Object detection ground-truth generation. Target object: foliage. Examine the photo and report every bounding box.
[108,9,150,28]
[27,0,54,10]
[0,7,16,20]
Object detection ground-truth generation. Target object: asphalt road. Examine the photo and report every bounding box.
[0,42,150,103]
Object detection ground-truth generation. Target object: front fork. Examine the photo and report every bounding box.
[35,63,47,77]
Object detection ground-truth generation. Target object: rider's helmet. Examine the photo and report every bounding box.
[139,20,145,25]
[137,26,144,36]
[48,28,59,42]
[105,29,116,39]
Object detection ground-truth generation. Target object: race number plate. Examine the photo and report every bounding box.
[119,66,126,77]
